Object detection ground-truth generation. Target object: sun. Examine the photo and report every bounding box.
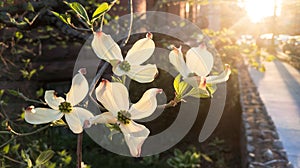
[243,0,282,23]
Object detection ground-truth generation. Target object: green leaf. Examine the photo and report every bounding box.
[6,89,19,96]
[0,89,4,99]
[186,88,209,98]
[201,153,213,162]
[21,150,32,168]
[111,76,123,83]
[2,144,10,154]
[24,17,30,24]
[20,110,25,120]
[92,2,109,19]
[11,144,20,153]
[65,2,90,23]
[15,31,23,40]
[51,11,71,25]
[265,55,276,62]
[186,84,217,98]
[39,65,44,71]
[51,119,66,126]
[173,74,181,94]
[173,74,189,97]
[27,158,33,167]
[20,70,29,79]
[29,69,37,79]
[259,65,266,72]
[174,148,182,156]
[178,81,189,96]
[207,84,217,95]
[27,2,34,12]
[36,88,44,98]
[47,162,56,168]
[35,150,55,166]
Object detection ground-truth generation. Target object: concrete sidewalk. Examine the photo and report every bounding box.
[249,59,300,167]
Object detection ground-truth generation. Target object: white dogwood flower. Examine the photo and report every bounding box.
[85,80,162,157]
[92,32,158,83]
[25,70,94,134]
[169,45,231,89]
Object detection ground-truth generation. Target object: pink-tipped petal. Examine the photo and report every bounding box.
[130,88,162,120]
[96,80,129,116]
[91,31,123,62]
[85,112,117,128]
[44,90,65,110]
[169,47,191,78]
[66,72,89,106]
[25,108,63,124]
[186,46,214,77]
[125,34,155,65]
[119,121,150,157]
[127,64,158,83]
[206,64,231,84]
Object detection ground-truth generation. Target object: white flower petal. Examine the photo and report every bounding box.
[206,64,231,84]
[119,121,150,157]
[73,107,94,125]
[91,31,123,62]
[125,34,155,65]
[44,90,65,110]
[126,64,158,83]
[169,47,191,78]
[85,112,117,128]
[65,111,84,134]
[184,76,207,90]
[25,108,63,124]
[66,72,89,106]
[186,46,214,77]
[95,80,129,116]
[130,88,162,120]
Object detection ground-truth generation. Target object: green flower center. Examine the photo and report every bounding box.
[119,61,131,72]
[59,101,72,113]
[117,110,131,125]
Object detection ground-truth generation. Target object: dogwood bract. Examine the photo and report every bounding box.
[169,45,231,89]
[92,32,158,83]
[25,70,94,134]
[85,80,162,157]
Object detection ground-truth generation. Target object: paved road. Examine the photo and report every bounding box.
[249,58,300,167]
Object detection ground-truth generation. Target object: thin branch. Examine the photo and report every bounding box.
[17,92,47,105]
[88,61,109,110]
[76,133,83,168]
[9,124,50,137]
[120,0,133,47]
[157,99,182,109]
[69,23,92,32]
[0,137,16,149]
[0,124,50,149]
[77,15,91,29]
[0,131,11,134]
[99,15,105,32]
[0,153,27,165]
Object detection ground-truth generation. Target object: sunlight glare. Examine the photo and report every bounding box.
[244,0,282,23]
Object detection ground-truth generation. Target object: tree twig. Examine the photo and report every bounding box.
[0,153,27,165]
[120,0,133,47]
[88,61,109,110]
[76,132,83,168]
